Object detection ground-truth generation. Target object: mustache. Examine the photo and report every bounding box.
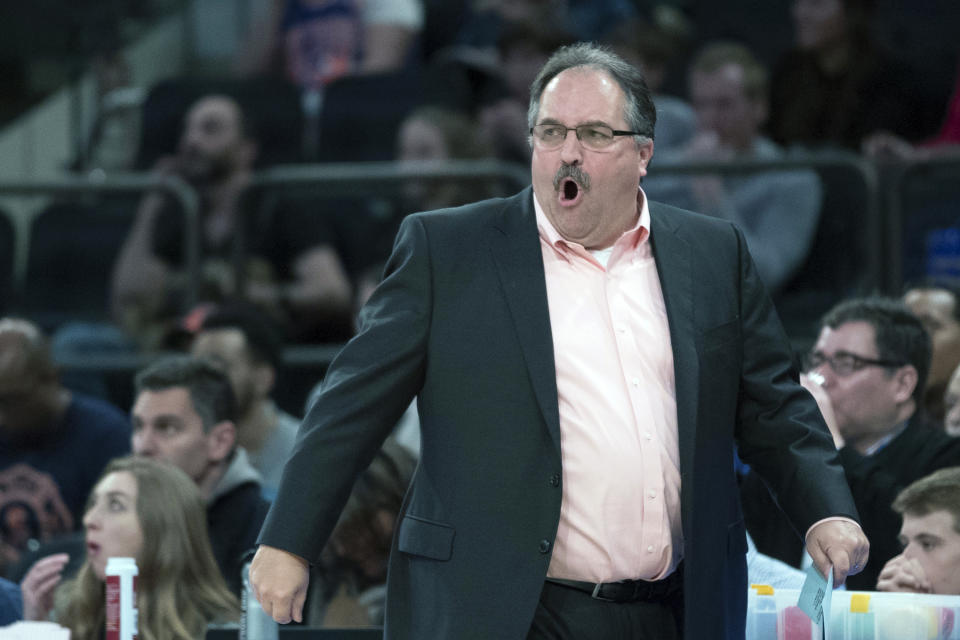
[553,164,591,192]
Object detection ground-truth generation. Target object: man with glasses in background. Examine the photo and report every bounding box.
[744,296,960,590]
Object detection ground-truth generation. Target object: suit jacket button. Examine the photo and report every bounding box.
[539,539,552,554]
[550,473,561,487]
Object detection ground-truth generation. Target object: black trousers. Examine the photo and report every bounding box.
[526,580,683,640]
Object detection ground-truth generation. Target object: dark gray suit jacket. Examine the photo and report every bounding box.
[259,187,858,639]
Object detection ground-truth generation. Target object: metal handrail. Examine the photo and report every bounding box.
[0,173,202,309]
[883,155,960,291]
[249,159,531,192]
[6,154,885,375]
[233,160,531,293]
[53,343,344,372]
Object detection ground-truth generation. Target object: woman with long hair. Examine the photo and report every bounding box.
[20,456,239,639]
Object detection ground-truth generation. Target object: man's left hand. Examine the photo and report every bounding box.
[806,519,870,587]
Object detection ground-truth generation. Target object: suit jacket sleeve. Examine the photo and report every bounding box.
[257,214,432,563]
[729,222,860,534]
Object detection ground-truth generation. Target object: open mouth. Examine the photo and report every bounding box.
[553,165,590,207]
[86,541,101,556]
[558,178,583,206]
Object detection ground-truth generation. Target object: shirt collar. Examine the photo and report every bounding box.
[863,419,910,456]
[533,187,651,259]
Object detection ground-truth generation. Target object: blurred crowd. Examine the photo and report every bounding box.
[3,0,960,634]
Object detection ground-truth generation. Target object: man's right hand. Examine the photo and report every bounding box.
[250,545,310,624]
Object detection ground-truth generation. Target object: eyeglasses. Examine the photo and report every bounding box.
[530,123,642,151]
[803,350,905,377]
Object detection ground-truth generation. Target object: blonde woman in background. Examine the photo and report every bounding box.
[20,456,240,639]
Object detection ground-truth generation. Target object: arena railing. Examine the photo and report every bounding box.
[0,173,202,309]
[10,155,880,385]
[28,162,530,408]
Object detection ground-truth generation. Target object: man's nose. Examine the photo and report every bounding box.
[132,430,154,456]
[902,542,917,560]
[559,129,584,164]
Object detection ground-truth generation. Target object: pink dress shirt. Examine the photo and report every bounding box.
[535,187,683,582]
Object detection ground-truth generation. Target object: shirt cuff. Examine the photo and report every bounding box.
[805,516,862,543]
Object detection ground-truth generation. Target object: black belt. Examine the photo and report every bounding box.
[545,570,682,603]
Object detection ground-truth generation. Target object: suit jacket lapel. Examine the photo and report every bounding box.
[649,203,698,493]
[488,188,562,456]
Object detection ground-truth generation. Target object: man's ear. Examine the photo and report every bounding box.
[637,139,655,179]
[206,420,237,463]
[893,365,919,404]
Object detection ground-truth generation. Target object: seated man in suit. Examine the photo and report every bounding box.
[877,466,960,594]
[743,296,960,590]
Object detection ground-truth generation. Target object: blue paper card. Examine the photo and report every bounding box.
[798,563,833,639]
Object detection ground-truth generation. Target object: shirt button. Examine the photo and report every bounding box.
[643,432,653,441]
[617,326,627,334]
[647,545,655,553]
[631,377,640,387]
[539,539,552,554]
[550,473,561,487]
[648,489,657,499]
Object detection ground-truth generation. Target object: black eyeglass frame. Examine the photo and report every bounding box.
[529,124,644,148]
[803,350,906,376]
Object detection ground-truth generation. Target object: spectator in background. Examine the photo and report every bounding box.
[305,438,416,627]
[397,106,498,213]
[903,283,960,423]
[864,56,960,160]
[190,303,300,498]
[19,456,239,636]
[605,19,697,153]
[742,296,960,590]
[643,42,822,294]
[351,104,502,306]
[877,466,960,594]
[476,19,574,163]
[130,356,269,596]
[240,0,424,84]
[454,0,636,51]
[7,356,270,599]
[768,0,927,151]
[942,365,960,437]
[0,318,129,577]
[110,93,354,345]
